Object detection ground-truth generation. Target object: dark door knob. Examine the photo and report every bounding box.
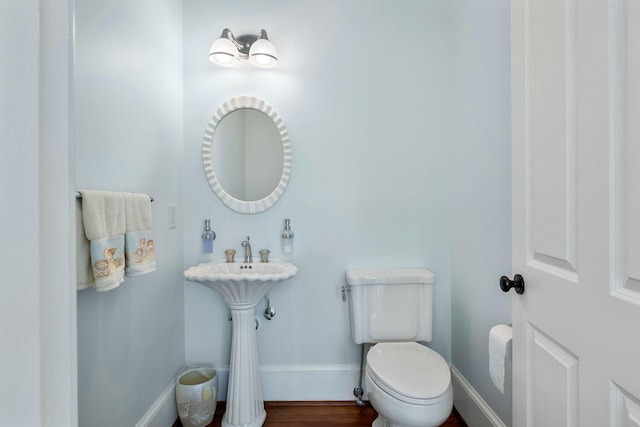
[500,274,525,294]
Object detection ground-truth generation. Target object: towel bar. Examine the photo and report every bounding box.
[75,191,154,202]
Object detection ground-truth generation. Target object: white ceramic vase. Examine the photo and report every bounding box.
[176,367,218,427]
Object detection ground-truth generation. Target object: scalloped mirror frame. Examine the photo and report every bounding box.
[202,96,292,214]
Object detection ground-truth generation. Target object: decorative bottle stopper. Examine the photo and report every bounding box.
[281,218,294,254]
[202,219,216,254]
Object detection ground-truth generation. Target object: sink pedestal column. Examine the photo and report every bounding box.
[183,261,298,427]
[222,304,266,427]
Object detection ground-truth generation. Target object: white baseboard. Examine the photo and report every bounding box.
[450,365,506,427]
[212,364,362,401]
[135,370,182,427]
[137,364,505,426]
[261,364,362,401]
[135,364,362,426]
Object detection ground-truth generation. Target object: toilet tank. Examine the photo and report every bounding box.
[346,268,435,344]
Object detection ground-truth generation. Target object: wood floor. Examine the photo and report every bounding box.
[172,401,468,427]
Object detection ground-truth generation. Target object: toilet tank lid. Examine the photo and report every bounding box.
[346,268,435,286]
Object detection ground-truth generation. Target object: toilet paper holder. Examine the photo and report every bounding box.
[500,274,525,294]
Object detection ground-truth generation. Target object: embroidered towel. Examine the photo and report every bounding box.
[81,190,126,291]
[124,192,156,276]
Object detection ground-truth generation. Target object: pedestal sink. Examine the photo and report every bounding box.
[184,260,298,427]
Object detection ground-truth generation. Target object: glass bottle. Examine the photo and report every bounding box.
[202,219,216,254]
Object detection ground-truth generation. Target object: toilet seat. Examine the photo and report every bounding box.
[366,342,451,405]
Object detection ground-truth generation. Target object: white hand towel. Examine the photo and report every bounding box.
[81,190,126,291]
[124,193,156,276]
[75,200,93,290]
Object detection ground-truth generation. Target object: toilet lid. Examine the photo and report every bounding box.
[367,342,451,401]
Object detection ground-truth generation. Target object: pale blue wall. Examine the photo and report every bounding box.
[74,1,185,426]
[70,0,512,422]
[183,0,455,399]
[451,0,512,425]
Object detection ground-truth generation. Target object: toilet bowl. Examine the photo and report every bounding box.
[365,342,452,427]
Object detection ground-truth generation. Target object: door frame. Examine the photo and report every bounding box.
[39,0,77,425]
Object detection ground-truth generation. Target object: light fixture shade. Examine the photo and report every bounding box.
[249,38,278,68]
[209,37,239,66]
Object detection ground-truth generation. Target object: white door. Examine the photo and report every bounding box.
[511,0,640,426]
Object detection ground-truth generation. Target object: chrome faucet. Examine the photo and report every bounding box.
[241,236,252,263]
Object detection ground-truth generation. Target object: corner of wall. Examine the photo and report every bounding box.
[451,365,507,427]
[135,371,182,427]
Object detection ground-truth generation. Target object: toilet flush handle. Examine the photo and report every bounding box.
[341,285,350,302]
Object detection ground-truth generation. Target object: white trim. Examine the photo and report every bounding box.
[39,0,77,425]
[450,365,507,427]
[134,364,363,425]
[261,364,362,401]
[207,364,362,401]
[135,371,183,427]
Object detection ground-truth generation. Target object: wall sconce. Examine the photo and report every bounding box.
[209,28,278,68]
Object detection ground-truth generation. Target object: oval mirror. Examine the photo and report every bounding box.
[202,96,292,213]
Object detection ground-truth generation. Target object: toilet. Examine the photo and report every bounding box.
[346,268,453,427]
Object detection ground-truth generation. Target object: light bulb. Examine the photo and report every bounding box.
[249,38,278,68]
[213,53,233,64]
[209,37,239,66]
[254,54,271,66]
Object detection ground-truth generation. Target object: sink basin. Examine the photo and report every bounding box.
[183,259,297,427]
[183,260,298,307]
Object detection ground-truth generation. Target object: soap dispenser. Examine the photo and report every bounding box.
[202,219,216,255]
[281,218,294,254]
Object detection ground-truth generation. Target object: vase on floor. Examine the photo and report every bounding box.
[176,367,217,427]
